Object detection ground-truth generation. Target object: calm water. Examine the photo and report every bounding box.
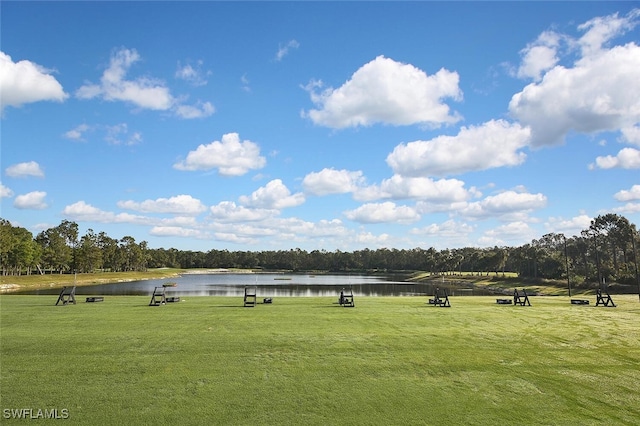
[15,273,494,297]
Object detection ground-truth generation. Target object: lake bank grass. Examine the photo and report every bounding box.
[2,294,639,424]
[0,269,186,293]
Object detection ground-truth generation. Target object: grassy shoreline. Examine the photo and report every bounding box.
[0,268,186,293]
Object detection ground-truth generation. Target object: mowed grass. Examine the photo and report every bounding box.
[1,295,639,425]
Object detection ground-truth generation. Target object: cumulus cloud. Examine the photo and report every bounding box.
[209,201,278,222]
[591,147,640,169]
[386,120,530,177]
[545,214,593,236]
[612,202,640,214]
[63,124,91,141]
[5,161,44,178]
[0,51,68,112]
[621,125,640,145]
[117,195,207,215]
[577,9,640,57]
[614,184,640,201]
[76,48,174,110]
[62,201,148,224]
[173,133,266,176]
[460,190,547,219]
[14,191,48,210]
[509,10,640,147]
[239,179,305,210]
[302,168,365,196]
[411,219,474,238]
[516,31,562,81]
[354,175,471,204]
[303,55,462,129]
[344,201,420,224]
[275,40,300,61]
[0,183,13,198]
[353,231,391,247]
[76,47,214,119]
[175,60,210,86]
[150,226,209,239]
[174,101,215,119]
[479,221,536,246]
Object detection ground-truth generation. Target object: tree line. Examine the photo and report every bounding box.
[1,214,639,287]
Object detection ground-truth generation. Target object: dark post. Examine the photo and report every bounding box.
[564,234,571,297]
[632,225,640,302]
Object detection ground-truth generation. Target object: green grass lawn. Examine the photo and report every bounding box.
[1,294,639,425]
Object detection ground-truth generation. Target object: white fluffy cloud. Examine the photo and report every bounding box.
[150,226,209,239]
[516,31,562,81]
[479,221,536,246]
[302,168,365,196]
[0,51,68,112]
[510,10,640,146]
[175,60,210,86]
[5,161,44,178]
[614,184,640,201]
[411,219,474,238]
[209,201,278,222]
[386,120,530,177]
[239,179,305,210]
[117,195,207,215]
[62,201,148,224]
[591,147,640,169]
[174,101,215,119]
[63,124,91,141]
[0,183,13,198]
[577,9,640,57]
[344,201,420,224]
[621,125,640,145]
[460,190,547,219]
[14,191,48,210]
[545,214,593,237]
[76,48,214,119]
[76,48,173,110]
[303,55,462,129]
[354,175,471,204]
[173,133,266,176]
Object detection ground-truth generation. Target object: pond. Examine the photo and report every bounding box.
[15,273,495,297]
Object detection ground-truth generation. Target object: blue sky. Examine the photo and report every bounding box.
[2,2,640,252]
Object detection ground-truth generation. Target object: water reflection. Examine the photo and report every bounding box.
[15,273,494,297]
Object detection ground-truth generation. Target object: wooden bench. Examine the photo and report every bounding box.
[149,287,166,306]
[496,298,512,305]
[85,296,104,303]
[339,289,355,307]
[513,289,531,306]
[56,286,76,305]
[570,299,589,305]
[244,286,257,307]
[595,289,616,307]
[428,288,451,307]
